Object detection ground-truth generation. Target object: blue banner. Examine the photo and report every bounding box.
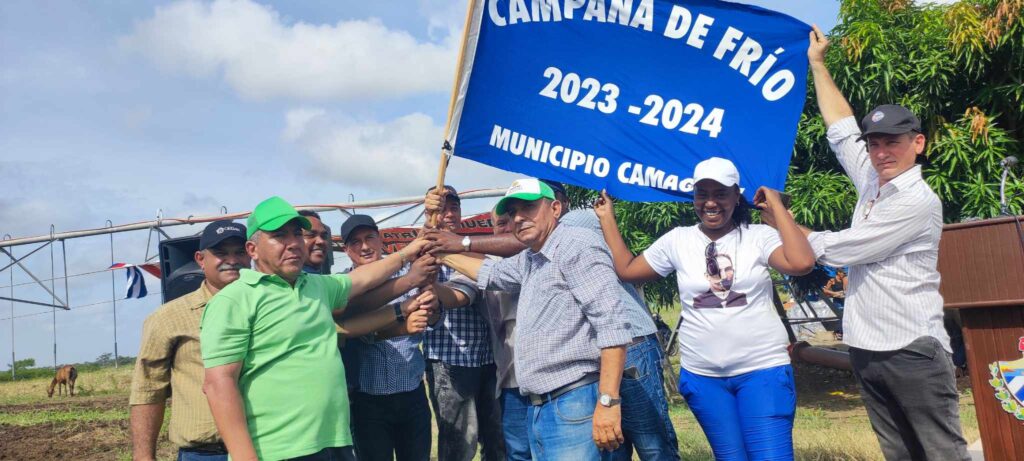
[448,0,810,201]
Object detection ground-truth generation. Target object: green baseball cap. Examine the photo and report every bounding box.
[494,178,556,215]
[246,196,311,239]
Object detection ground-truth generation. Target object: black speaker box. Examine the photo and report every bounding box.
[159,236,203,303]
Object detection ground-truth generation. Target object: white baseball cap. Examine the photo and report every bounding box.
[693,157,740,188]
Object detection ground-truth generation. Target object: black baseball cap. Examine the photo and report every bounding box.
[340,214,379,243]
[425,185,460,203]
[858,104,922,141]
[199,220,247,251]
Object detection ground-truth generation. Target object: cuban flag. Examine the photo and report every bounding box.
[109,263,160,299]
[124,266,148,299]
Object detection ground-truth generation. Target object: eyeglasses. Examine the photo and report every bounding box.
[705,242,720,277]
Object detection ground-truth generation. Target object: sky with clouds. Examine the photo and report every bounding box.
[0,0,844,369]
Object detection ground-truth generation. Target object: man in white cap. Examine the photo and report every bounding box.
[440,179,632,461]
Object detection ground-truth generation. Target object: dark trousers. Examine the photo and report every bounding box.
[350,384,432,461]
[850,336,971,461]
[286,446,356,461]
[426,361,505,461]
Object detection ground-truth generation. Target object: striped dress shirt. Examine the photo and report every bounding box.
[808,116,950,352]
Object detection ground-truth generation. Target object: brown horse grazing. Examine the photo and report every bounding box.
[47,365,77,397]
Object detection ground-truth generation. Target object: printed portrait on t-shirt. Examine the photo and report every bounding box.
[693,253,748,309]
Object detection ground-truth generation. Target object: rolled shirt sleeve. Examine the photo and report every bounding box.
[129,313,173,405]
[447,272,480,305]
[562,242,632,349]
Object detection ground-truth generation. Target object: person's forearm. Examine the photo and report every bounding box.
[598,346,626,398]
[598,216,637,278]
[773,209,816,273]
[130,403,165,461]
[433,282,471,309]
[810,61,854,127]
[467,234,527,257]
[343,278,407,318]
[348,252,406,297]
[441,254,484,280]
[375,322,409,340]
[204,379,257,460]
[336,305,400,338]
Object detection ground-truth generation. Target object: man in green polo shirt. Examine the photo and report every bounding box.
[201,196,432,461]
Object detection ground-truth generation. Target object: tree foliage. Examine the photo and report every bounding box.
[570,0,1024,310]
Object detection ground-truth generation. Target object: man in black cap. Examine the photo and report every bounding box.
[130,220,250,461]
[800,27,970,460]
[339,214,438,461]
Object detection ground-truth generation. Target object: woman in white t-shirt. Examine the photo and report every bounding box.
[594,157,814,461]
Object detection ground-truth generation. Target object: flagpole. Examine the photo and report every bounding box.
[430,0,479,227]
[108,221,119,368]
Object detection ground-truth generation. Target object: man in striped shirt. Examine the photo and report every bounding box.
[803,27,970,460]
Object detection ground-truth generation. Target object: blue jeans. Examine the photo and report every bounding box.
[614,335,680,461]
[501,388,532,460]
[527,382,613,461]
[678,365,796,461]
[177,448,227,461]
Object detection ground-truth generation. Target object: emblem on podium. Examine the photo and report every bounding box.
[990,336,1024,421]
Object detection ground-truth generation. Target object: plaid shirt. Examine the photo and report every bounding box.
[560,209,657,338]
[477,224,632,395]
[423,266,494,367]
[341,264,425,395]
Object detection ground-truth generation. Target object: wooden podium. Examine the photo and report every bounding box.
[939,216,1024,459]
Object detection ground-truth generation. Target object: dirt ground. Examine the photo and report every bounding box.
[0,356,978,461]
[0,395,176,461]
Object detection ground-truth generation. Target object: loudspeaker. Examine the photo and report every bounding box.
[159,236,203,303]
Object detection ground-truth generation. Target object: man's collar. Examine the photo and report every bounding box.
[189,281,214,310]
[239,268,306,287]
[882,164,923,193]
[532,223,565,259]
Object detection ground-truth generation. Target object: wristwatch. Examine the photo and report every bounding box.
[461,235,472,252]
[598,393,621,407]
[393,303,405,323]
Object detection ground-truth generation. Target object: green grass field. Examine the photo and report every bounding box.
[0,307,980,460]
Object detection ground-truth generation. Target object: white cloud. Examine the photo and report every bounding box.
[283,109,518,195]
[119,0,459,101]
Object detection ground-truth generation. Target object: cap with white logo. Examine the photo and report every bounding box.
[199,220,247,250]
[494,178,556,215]
[858,104,921,141]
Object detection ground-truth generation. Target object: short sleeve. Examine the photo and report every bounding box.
[643,228,680,277]
[753,225,783,266]
[328,274,353,309]
[446,273,480,306]
[200,294,253,368]
[129,312,173,404]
